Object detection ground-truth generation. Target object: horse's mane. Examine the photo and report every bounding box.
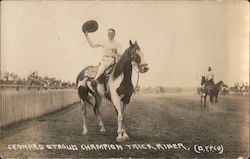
[113,47,132,79]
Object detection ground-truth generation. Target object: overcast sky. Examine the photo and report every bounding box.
[1,1,249,87]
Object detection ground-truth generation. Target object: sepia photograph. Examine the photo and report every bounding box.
[0,0,249,158]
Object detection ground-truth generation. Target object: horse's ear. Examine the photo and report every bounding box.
[135,40,138,45]
[129,40,133,46]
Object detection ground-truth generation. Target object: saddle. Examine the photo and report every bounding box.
[207,79,215,85]
[85,64,115,79]
[205,80,215,92]
[84,64,116,100]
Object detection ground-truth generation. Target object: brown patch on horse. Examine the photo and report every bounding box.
[113,48,132,79]
[113,44,138,104]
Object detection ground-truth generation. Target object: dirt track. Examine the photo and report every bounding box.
[0,93,249,158]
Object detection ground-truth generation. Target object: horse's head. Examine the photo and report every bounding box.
[129,40,149,73]
[218,80,224,88]
[201,76,206,85]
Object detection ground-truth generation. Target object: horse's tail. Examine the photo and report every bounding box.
[76,78,79,87]
[77,66,95,105]
[78,85,94,106]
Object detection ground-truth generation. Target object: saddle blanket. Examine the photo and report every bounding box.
[85,64,114,79]
[85,66,98,79]
[77,65,115,88]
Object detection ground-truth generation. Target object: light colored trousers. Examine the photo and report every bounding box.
[95,56,115,80]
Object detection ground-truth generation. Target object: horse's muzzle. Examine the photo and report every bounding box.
[139,63,149,73]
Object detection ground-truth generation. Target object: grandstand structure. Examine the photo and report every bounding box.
[0,71,76,90]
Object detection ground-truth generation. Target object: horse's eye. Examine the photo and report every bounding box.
[134,54,141,64]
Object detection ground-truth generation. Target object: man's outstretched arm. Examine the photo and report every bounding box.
[84,31,102,48]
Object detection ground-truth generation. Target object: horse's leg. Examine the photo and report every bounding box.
[94,95,106,133]
[215,92,219,103]
[81,99,88,135]
[210,95,214,105]
[121,103,129,141]
[204,95,206,107]
[112,95,124,142]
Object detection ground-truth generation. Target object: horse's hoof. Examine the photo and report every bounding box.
[100,127,106,133]
[123,134,130,141]
[82,130,88,135]
[116,136,124,142]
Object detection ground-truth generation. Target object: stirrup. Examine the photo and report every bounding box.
[90,79,99,96]
[90,79,98,87]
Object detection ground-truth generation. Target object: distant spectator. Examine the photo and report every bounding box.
[1,71,76,90]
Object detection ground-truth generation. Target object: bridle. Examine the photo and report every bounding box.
[128,43,148,94]
[131,47,141,94]
[132,64,140,94]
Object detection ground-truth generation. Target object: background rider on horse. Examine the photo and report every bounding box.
[206,67,214,86]
[202,66,215,96]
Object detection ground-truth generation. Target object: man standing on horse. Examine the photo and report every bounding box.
[84,29,122,86]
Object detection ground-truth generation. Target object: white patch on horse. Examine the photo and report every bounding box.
[97,84,105,98]
[109,73,124,99]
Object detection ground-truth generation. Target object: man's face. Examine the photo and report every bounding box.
[108,30,115,40]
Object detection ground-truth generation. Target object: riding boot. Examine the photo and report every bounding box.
[102,77,111,100]
[90,79,99,96]
[90,79,98,88]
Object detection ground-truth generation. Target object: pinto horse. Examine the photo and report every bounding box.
[76,40,149,142]
[200,76,224,107]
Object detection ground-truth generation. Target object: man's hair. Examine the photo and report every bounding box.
[108,28,116,34]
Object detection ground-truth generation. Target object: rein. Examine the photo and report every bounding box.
[132,64,140,93]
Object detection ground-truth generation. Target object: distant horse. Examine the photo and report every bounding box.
[76,40,149,142]
[200,76,224,107]
[197,86,203,95]
[214,80,224,103]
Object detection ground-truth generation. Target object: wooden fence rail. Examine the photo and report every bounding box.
[0,89,79,127]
